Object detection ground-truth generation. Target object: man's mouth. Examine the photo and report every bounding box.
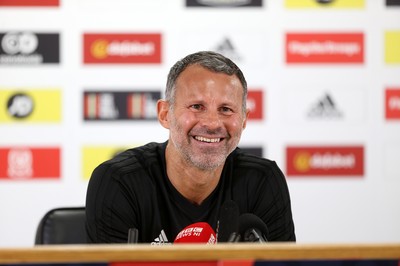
[194,136,222,143]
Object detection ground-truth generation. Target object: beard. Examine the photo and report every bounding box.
[169,124,239,171]
[174,139,229,170]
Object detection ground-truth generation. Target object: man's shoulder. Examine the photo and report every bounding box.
[229,148,289,196]
[123,142,164,159]
[95,142,165,176]
[231,148,284,177]
[233,148,278,168]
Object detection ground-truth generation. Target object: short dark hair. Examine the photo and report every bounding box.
[165,51,248,112]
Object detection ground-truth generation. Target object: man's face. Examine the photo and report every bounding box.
[165,64,248,170]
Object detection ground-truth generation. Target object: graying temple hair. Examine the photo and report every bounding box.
[165,51,248,113]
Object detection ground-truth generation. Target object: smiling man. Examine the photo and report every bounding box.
[85,51,296,244]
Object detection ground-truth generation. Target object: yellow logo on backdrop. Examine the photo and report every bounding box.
[91,40,109,59]
[294,152,311,172]
[285,0,364,8]
[82,145,138,180]
[385,31,400,64]
[0,89,61,123]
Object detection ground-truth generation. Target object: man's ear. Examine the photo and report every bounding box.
[157,99,170,129]
[242,108,250,130]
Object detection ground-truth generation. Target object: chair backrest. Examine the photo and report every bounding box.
[35,207,86,245]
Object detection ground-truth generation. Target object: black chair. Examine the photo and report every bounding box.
[35,207,86,245]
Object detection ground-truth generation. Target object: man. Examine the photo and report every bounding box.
[85,51,295,244]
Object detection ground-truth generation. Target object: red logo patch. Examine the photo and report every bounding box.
[286,33,364,64]
[83,33,162,64]
[286,146,364,176]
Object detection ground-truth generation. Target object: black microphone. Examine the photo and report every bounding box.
[127,228,139,244]
[217,200,240,242]
[238,213,268,243]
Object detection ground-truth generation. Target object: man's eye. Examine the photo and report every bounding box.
[221,107,233,113]
[190,104,202,110]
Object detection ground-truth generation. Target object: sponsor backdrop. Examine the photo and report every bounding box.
[0,0,399,246]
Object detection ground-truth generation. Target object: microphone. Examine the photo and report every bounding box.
[127,228,138,244]
[217,200,240,243]
[174,222,216,244]
[238,213,269,243]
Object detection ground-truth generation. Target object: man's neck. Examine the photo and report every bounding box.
[165,145,223,206]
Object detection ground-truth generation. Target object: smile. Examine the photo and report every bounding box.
[194,136,221,143]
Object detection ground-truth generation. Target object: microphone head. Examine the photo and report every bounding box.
[174,222,216,244]
[217,200,239,242]
[238,213,269,242]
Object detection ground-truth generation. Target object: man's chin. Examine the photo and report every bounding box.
[189,156,226,171]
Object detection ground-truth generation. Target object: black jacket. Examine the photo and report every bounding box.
[85,141,296,244]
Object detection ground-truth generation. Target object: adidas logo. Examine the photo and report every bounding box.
[151,229,171,245]
[214,38,241,62]
[307,93,343,119]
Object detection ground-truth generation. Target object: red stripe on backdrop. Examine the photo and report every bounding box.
[127,94,132,118]
[0,0,59,6]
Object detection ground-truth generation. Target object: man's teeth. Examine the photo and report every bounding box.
[195,136,221,143]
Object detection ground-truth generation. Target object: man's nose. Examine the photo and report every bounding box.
[200,110,222,129]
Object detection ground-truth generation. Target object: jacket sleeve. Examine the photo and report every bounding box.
[258,161,296,241]
[85,162,138,243]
